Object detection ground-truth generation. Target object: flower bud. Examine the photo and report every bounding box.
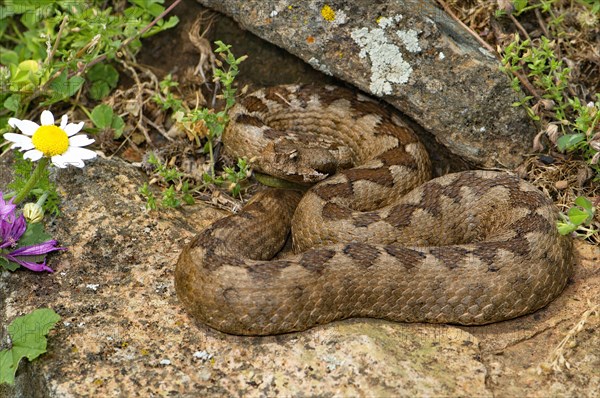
[23,202,44,223]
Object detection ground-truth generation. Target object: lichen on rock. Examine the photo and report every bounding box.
[350,16,414,96]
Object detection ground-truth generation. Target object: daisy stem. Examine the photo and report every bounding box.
[13,157,49,204]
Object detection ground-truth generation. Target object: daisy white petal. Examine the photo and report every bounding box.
[64,146,97,160]
[3,133,35,150]
[64,121,85,137]
[52,154,84,168]
[24,149,44,161]
[49,154,69,168]
[52,150,81,167]
[69,135,95,147]
[40,110,54,125]
[7,118,39,136]
[60,114,68,129]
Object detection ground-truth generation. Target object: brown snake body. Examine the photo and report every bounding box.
[175,84,573,335]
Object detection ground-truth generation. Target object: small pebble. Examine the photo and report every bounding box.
[193,351,213,361]
[555,180,569,190]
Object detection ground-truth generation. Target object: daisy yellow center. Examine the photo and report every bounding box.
[31,125,69,156]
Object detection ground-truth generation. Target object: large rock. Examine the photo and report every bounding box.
[1,158,598,397]
[196,0,537,168]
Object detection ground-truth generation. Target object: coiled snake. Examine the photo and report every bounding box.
[175,84,573,335]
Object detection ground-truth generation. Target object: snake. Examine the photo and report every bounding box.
[175,84,573,336]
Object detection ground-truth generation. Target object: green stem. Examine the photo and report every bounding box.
[36,192,49,207]
[13,157,49,204]
[207,138,215,177]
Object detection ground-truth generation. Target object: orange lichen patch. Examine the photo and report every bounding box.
[307,36,315,44]
[321,5,335,22]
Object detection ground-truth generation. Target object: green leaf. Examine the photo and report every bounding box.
[111,114,125,139]
[90,104,114,129]
[0,257,20,272]
[49,71,84,99]
[0,309,60,385]
[86,63,119,86]
[556,221,576,236]
[90,104,124,138]
[18,222,52,247]
[158,16,179,30]
[512,0,528,13]
[3,94,20,112]
[67,76,85,96]
[89,82,111,101]
[567,207,590,226]
[86,63,119,100]
[128,0,166,17]
[0,50,18,66]
[556,133,586,152]
[574,196,593,211]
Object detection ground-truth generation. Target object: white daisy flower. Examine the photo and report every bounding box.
[5,110,96,168]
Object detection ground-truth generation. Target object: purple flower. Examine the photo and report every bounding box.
[0,193,16,222]
[3,240,66,273]
[0,202,65,273]
[0,213,26,249]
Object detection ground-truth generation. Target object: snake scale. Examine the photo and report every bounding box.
[175,84,573,336]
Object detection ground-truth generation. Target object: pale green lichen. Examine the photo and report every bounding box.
[308,57,333,76]
[396,29,421,53]
[350,15,413,96]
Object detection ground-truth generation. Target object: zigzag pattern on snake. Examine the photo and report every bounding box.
[175,84,573,336]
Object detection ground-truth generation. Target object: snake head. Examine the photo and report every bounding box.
[258,140,344,184]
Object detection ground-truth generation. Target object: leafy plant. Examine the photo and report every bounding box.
[556,96,600,167]
[493,1,600,243]
[7,152,60,216]
[152,73,183,111]
[0,308,61,385]
[86,63,120,101]
[1,0,179,219]
[138,182,158,211]
[557,196,597,238]
[90,103,125,139]
[499,18,599,180]
[202,157,251,197]
[182,41,247,178]
[139,153,194,210]
[142,41,249,209]
[0,0,179,127]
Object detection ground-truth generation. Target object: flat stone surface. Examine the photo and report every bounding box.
[196,0,537,168]
[1,158,598,397]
